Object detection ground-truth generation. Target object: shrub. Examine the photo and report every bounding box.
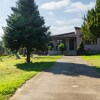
[77,42,85,55]
[58,43,66,55]
[48,43,54,51]
[48,46,52,50]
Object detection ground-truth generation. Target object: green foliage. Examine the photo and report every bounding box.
[58,43,65,54]
[48,46,52,50]
[48,43,54,50]
[3,0,51,63]
[0,41,12,56]
[0,42,4,55]
[77,42,85,55]
[81,0,100,40]
[0,56,61,100]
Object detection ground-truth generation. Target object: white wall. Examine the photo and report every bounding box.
[75,28,82,49]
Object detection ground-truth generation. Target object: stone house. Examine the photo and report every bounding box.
[49,27,100,55]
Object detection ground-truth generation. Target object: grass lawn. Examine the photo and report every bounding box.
[0,55,61,100]
[82,54,100,72]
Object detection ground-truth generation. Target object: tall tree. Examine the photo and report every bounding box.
[81,0,100,40]
[3,0,51,63]
[95,0,100,37]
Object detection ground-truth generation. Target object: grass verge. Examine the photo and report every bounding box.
[0,56,61,100]
[82,54,100,72]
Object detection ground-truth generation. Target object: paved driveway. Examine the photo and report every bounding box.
[10,56,100,100]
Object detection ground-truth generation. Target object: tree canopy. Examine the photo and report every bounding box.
[3,0,51,63]
[81,0,100,40]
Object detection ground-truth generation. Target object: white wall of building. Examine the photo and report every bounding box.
[75,28,82,49]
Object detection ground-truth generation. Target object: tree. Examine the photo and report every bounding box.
[3,0,51,63]
[81,9,96,40]
[0,41,4,55]
[81,0,100,40]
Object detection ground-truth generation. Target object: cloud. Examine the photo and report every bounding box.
[48,12,54,15]
[54,18,82,26]
[50,18,83,35]
[4,0,9,2]
[40,0,95,13]
[0,27,4,40]
[40,0,70,10]
[2,0,11,5]
[65,2,95,13]
[50,25,74,35]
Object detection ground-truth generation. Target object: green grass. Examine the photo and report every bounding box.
[82,54,100,72]
[0,55,61,100]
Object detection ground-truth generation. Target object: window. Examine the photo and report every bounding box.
[91,39,97,45]
[84,39,97,45]
[84,40,91,45]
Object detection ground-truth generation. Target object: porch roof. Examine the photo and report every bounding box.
[52,32,76,39]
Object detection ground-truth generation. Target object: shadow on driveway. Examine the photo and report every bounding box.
[15,61,100,78]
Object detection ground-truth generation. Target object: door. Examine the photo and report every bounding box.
[69,39,74,50]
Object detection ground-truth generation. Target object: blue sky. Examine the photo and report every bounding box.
[0,0,96,40]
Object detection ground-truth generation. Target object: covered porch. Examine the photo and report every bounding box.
[50,32,77,55]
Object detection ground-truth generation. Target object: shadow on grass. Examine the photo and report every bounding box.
[15,61,100,78]
[15,62,55,72]
[94,66,100,72]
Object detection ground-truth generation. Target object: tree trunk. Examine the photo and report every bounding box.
[27,48,30,63]
[23,48,26,57]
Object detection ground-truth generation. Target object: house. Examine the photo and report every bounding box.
[49,27,100,55]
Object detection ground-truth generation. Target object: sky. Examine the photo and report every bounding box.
[0,0,96,40]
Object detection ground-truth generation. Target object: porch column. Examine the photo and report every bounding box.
[52,39,58,50]
[66,38,69,51]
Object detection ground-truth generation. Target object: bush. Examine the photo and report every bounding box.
[77,42,85,55]
[58,43,66,55]
[85,51,100,56]
[48,43,54,51]
[48,46,52,50]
